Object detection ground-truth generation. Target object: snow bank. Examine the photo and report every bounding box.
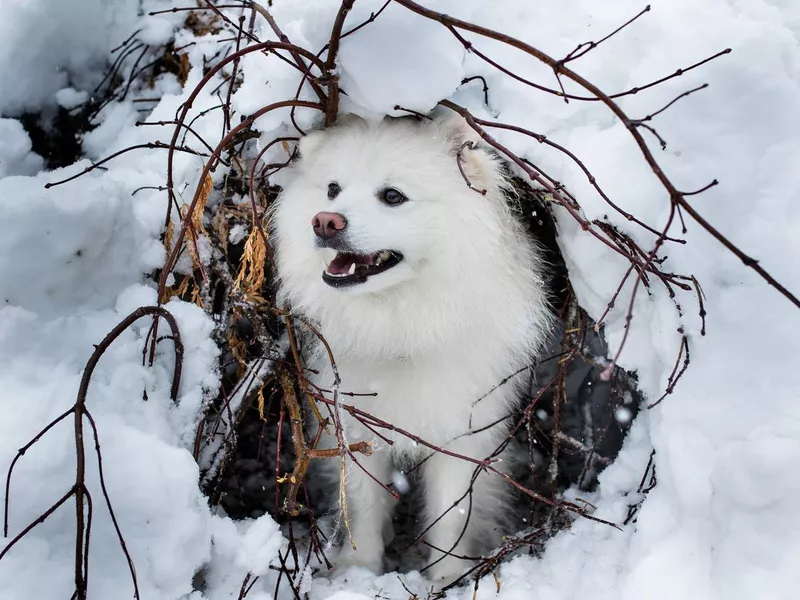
[1,0,799,599]
[0,0,133,115]
[0,119,43,177]
[337,8,465,117]
[0,2,284,598]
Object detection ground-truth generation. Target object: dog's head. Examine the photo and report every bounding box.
[272,113,510,293]
[270,113,549,357]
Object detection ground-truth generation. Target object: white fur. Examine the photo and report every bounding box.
[271,114,553,583]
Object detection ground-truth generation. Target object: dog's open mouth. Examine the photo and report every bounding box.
[322,250,403,288]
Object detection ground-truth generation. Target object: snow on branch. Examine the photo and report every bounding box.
[2,306,183,600]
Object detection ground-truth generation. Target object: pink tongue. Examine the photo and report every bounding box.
[327,252,372,275]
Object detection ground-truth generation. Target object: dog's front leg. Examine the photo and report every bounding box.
[333,449,394,574]
[422,434,500,584]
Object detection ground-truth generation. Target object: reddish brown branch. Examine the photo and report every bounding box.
[634,83,709,124]
[309,391,617,527]
[2,306,181,598]
[0,486,77,563]
[342,0,391,39]
[323,1,357,126]
[389,1,796,310]
[247,1,328,105]
[4,406,75,536]
[456,142,487,195]
[278,371,374,516]
[44,142,207,189]
[478,118,684,242]
[561,5,651,65]
[159,99,323,303]
[460,75,490,105]
[441,15,730,104]
[163,41,325,235]
[84,412,140,596]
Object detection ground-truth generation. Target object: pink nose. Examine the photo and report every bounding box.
[312,211,347,239]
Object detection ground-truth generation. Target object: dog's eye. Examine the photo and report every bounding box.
[380,188,407,206]
[327,182,341,199]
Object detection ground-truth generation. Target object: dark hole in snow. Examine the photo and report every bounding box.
[196,172,643,576]
[19,106,91,170]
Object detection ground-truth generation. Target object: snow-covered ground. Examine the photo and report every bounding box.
[1,1,799,599]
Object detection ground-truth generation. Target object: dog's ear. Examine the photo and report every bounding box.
[434,112,503,193]
[298,114,367,159]
[297,129,327,160]
[336,113,366,127]
[433,111,481,153]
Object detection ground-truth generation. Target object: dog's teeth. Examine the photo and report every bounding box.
[348,263,356,275]
[375,250,391,266]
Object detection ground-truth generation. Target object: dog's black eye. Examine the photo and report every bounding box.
[380,188,407,206]
[328,182,341,199]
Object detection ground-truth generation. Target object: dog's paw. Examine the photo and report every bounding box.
[426,557,473,589]
[327,546,382,579]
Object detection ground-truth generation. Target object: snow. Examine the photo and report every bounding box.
[56,87,91,110]
[1,0,800,599]
[0,119,43,177]
[229,224,248,245]
[0,0,136,115]
[614,407,633,425]
[391,470,411,495]
[337,5,466,117]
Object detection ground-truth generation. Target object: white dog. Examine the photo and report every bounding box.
[271,113,552,583]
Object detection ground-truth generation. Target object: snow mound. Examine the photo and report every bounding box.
[0,119,43,177]
[338,8,465,117]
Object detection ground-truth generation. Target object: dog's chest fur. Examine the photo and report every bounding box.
[311,347,519,458]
